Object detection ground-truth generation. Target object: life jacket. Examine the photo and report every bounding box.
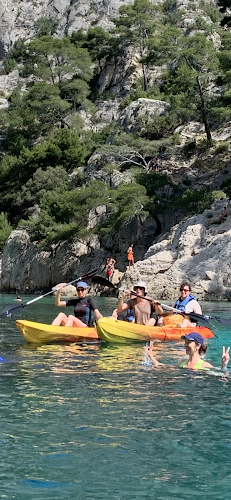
[174,294,196,313]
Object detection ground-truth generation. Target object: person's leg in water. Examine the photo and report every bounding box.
[52,312,68,326]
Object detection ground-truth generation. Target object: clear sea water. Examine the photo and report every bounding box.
[0,295,231,500]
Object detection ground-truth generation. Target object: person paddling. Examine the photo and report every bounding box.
[162,282,202,328]
[117,281,163,326]
[52,281,102,327]
[146,332,230,371]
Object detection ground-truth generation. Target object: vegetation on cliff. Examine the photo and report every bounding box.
[0,0,230,249]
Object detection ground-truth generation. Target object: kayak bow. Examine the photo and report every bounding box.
[16,320,98,343]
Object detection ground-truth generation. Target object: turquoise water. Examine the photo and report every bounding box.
[0,295,231,499]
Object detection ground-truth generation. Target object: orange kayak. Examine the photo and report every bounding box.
[96,317,215,343]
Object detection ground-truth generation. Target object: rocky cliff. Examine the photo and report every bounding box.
[0,0,132,57]
[2,199,231,300]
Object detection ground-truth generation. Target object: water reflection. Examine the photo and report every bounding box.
[0,297,231,499]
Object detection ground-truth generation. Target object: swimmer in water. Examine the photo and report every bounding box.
[146,332,230,371]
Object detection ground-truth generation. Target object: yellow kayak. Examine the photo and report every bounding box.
[16,319,98,343]
[96,317,215,343]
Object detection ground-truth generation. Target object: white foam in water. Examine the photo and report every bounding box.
[142,343,153,367]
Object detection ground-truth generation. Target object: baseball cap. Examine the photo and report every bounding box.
[181,332,204,346]
[76,281,88,289]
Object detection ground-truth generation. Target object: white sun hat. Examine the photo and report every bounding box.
[133,281,147,292]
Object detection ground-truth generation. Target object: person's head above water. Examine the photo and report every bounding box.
[181,331,207,356]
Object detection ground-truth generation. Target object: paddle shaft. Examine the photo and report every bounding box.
[26,277,87,306]
[0,268,98,318]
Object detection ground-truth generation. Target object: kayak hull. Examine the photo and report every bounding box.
[16,319,98,343]
[96,318,215,343]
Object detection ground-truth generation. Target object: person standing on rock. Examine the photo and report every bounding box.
[106,257,116,282]
[127,244,135,269]
[162,282,202,328]
[52,281,103,327]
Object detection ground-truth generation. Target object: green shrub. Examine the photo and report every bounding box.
[214,141,230,154]
[0,213,12,251]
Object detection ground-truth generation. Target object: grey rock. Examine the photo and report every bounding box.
[118,98,170,133]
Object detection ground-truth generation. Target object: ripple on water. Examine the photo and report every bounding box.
[0,298,231,499]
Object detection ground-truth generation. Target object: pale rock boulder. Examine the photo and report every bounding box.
[120,199,231,301]
[52,284,77,297]
[0,229,103,292]
[97,48,143,96]
[118,98,170,133]
[87,205,107,230]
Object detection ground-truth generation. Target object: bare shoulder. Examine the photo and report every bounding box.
[202,360,213,368]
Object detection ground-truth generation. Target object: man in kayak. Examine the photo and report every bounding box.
[52,281,103,327]
[146,331,230,371]
[162,282,202,328]
[117,280,163,326]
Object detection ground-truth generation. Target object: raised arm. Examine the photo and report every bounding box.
[55,284,67,307]
[222,346,230,369]
[146,341,165,367]
[117,291,129,314]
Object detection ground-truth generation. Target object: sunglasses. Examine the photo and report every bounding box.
[77,288,85,292]
[180,288,190,292]
[134,286,145,291]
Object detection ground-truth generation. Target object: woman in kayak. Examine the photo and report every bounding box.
[117,280,163,326]
[52,281,103,327]
[162,282,202,328]
[146,331,230,370]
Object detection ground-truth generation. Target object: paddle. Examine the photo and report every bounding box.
[91,275,126,292]
[0,268,98,319]
[159,303,231,326]
[157,303,210,324]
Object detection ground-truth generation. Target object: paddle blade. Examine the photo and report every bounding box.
[214,316,231,326]
[82,268,98,279]
[91,275,116,289]
[0,303,24,318]
[188,312,210,323]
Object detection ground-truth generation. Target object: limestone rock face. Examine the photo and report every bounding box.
[119,199,231,301]
[0,229,103,292]
[0,0,134,57]
[2,201,231,300]
[118,98,170,133]
[0,212,157,292]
